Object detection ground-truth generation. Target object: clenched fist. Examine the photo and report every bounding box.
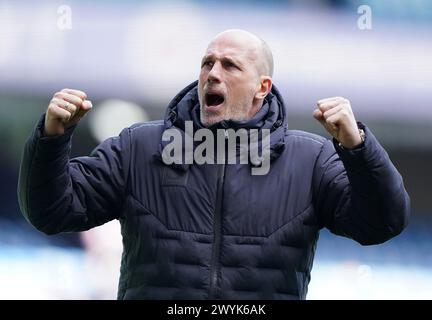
[44,88,93,136]
[313,97,363,149]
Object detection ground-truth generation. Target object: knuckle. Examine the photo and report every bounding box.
[52,97,61,104]
[47,104,56,113]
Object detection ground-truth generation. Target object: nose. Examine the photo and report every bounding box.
[207,61,222,83]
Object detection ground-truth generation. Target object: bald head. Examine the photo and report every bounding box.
[208,29,274,77]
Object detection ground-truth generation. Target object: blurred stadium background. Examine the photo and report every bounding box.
[0,0,431,299]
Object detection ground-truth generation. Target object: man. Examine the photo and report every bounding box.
[18,29,410,299]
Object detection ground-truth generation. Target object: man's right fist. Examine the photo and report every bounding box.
[44,88,93,136]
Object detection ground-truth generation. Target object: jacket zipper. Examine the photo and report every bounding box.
[209,163,225,299]
[209,130,228,299]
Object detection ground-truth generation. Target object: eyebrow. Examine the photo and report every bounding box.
[201,54,243,67]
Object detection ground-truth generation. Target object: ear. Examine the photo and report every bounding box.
[255,76,272,100]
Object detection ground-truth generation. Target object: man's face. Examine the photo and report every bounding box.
[198,35,262,127]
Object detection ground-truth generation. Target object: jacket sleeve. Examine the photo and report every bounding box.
[312,123,410,245]
[17,114,130,235]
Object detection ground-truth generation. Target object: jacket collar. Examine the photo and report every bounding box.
[156,80,287,171]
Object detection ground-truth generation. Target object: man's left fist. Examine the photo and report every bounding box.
[313,96,363,149]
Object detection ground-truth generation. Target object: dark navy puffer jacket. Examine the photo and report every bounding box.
[18,81,410,299]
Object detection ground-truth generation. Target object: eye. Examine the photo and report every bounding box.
[223,60,240,70]
[202,60,213,68]
[224,61,236,68]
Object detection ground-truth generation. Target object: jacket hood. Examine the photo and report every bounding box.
[157,80,287,169]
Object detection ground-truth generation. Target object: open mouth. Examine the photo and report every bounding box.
[205,92,225,107]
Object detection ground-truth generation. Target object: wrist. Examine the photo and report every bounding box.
[338,128,365,150]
